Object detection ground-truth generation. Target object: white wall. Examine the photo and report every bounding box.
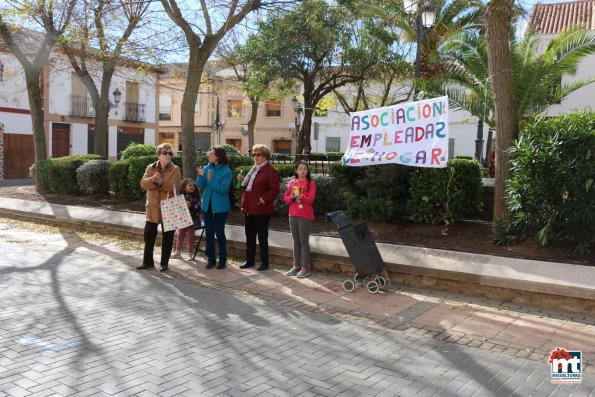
[449,109,489,159]
[48,57,159,124]
[108,125,117,158]
[538,33,595,117]
[144,128,156,145]
[0,52,33,135]
[0,113,32,135]
[71,123,88,155]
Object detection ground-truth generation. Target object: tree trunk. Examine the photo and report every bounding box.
[247,97,259,152]
[93,67,115,158]
[180,46,206,178]
[297,106,314,155]
[485,0,518,229]
[25,68,47,190]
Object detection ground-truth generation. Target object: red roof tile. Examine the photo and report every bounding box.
[530,0,595,34]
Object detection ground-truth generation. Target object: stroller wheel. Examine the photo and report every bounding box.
[354,273,366,284]
[374,276,385,288]
[343,279,355,292]
[366,280,379,294]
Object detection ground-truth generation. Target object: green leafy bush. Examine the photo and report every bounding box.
[507,111,595,254]
[108,160,130,197]
[330,163,411,222]
[308,152,344,161]
[120,143,156,160]
[220,143,239,154]
[227,153,254,170]
[37,155,104,195]
[274,174,343,218]
[77,160,111,195]
[127,155,158,199]
[408,158,483,225]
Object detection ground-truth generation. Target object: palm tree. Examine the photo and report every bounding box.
[422,24,595,226]
[421,27,595,130]
[397,0,484,85]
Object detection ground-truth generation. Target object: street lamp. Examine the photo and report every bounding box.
[291,95,302,155]
[403,0,436,98]
[213,95,225,145]
[91,88,121,116]
[109,88,122,115]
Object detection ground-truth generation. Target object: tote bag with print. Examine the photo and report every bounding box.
[160,187,194,232]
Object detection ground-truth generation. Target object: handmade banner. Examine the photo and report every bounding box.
[342,96,449,168]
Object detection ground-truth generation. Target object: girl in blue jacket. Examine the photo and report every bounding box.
[196,146,232,269]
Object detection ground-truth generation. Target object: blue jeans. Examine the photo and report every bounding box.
[204,208,228,264]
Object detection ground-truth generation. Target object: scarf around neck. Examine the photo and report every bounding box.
[242,160,268,192]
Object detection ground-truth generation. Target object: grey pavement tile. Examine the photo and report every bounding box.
[2,385,31,397]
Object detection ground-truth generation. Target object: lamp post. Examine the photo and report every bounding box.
[213,95,225,145]
[403,0,436,98]
[109,88,122,115]
[291,95,302,155]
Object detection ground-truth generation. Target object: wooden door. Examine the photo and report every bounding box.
[3,134,35,179]
[52,123,70,158]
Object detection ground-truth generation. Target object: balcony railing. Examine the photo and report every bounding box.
[69,95,95,118]
[159,106,172,121]
[124,102,146,122]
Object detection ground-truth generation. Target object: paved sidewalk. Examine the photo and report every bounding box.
[153,256,595,374]
[1,197,594,305]
[0,198,593,375]
[1,225,594,396]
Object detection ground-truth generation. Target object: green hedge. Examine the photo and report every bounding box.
[120,143,156,160]
[305,152,344,161]
[274,174,343,218]
[108,160,130,197]
[127,155,158,199]
[330,163,411,222]
[408,158,483,225]
[76,160,111,195]
[508,111,595,254]
[37,154,104,195]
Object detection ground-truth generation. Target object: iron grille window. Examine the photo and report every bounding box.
[325,137,340,153]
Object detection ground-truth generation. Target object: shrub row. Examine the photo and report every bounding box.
[35,149,485,225]
[37,154,104,195]
[507,111,594,254]
[409,158,483,225]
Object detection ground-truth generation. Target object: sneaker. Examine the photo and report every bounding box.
[171,251,181,259]
[286,266,301,276]
[185,252,195,261]
[297,268,311,278]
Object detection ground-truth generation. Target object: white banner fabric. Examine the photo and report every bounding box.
[342,96,449,168]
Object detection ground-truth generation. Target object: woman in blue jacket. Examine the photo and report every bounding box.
[196,146,232,269]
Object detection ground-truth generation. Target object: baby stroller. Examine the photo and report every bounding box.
[326,211,390,294]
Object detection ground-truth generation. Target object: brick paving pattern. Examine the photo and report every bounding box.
[1,225,594,396]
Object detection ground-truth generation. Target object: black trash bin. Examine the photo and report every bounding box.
[326,211,390,293]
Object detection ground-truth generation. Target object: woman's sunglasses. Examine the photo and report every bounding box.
[252,153,262,157]
[161,151,174,156]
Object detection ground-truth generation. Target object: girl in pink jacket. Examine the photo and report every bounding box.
[283,161,317,278]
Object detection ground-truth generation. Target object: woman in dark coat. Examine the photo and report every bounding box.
[236,144,280,271]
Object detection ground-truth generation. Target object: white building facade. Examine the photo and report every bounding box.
[0,47,161,178]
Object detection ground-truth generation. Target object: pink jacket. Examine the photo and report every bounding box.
[283,178,316,221]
